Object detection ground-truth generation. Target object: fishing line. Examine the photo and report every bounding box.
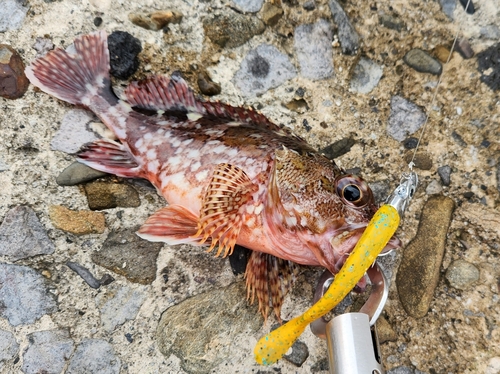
[408,0,472,170]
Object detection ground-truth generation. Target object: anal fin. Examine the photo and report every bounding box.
[194,163,258,258]
[77,138,141,178]
[137,205,201,245]
[245,251,299,322]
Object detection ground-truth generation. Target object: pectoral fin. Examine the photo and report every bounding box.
[194,163,258,258]
[137,205,201,245]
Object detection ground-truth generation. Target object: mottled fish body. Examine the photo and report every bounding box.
[25,31,399,319]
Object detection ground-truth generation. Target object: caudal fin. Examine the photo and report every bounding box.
[25,31,110,106]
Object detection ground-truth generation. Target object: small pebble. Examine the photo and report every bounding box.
[107,31,142,80]
[477,43,500,91]
[302,119,311,132]
[284,340,309,367]
[83,181,140,210]
[387,96,426,142]
[437,165,452,186]
[32,37,54,58]
[446,259,480,290]
[197,70,221,96]
[349,57,383,94]
[66,262,101,289]
[48,205,106,235]
[403,137,419,149]
[387,367,415,374]
[260,2,283,26]
[128,10,182,31]
[454,38,474,59]
[320,138,355,160]
[232,0,263,13]
[376,316,398,343]
[426,179,443,195]
[459,0,475,14]
[329,0,360,55]
[203,11,265,48]
[452,130,467,147]
[404,48,443,75]
[434,45,451,63]
[99,273,115,286]
[284,98,309,113]
[439,0,456,19]
[379,13,406,31]
[93,17,103,27]
[294,19,334,80]
[404,152,432,170]
[56,161,108,186]
[303,0,316,11]
[0,44,29,99]
[124,333,134,343]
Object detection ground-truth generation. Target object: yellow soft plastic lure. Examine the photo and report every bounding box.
[254,172,417,365]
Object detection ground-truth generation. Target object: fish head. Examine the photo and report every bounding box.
[267,147,400,273]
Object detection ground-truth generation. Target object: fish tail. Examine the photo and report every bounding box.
[25,31,111,107]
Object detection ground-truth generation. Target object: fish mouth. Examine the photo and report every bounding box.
[328,224,401,274]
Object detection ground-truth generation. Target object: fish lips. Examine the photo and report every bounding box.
[329,224,401,273]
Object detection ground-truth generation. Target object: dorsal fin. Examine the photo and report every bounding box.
[125,74,284,132]
[124,74,200,113]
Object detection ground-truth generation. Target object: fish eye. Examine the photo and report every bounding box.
[335,175,373,208]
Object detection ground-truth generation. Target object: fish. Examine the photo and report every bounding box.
[25,31,399,320]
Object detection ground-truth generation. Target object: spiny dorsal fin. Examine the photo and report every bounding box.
[125,74,201,113]
[194,163,258,258]
[245,251,299,322]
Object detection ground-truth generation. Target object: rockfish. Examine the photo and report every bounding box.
[25,31,399,319]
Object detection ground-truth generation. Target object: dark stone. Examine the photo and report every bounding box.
[329,0,360,55]
[302,119,311,132]
[459,0,475,14]
[295,87,305,97]
[124,333,133,343]
[403,137,419,149]
[99,273,115,286]
[0,44,29,99]
[91,226,162,284]
[203,11,265,48]
[83,181,140,210]
[320,138,356,160]
[107,31,142,80]
[303,0,316,10]
[404,48,442,75]
[379,13,406,31]
[93,17,103,27]
[437,165,452,186]
[228,245,250,275]
[197,70,221,96]
[311,358,329,372]
[451,131,467,147]
[454,38,474,59]
[56,162,108,186]
[404,152,432,170]
[284,340,309,367]
[66,262,101,289]
[477,43,500,91]
[396,195,455,318]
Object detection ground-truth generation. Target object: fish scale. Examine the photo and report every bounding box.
[25,30,400,320]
